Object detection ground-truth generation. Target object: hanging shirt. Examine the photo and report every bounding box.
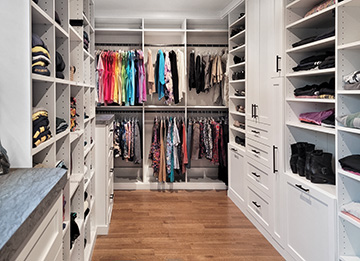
[147,49,156,97]
[173,118,180,170]
[164,51,174,105]
[169,51,179,104]
[157,50,165,100]
[176,49,185,102]
[97,52,105,103]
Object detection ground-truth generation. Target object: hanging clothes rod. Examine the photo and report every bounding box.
[187,44,228,47]
[144,43,185,47]
[95,43,142,47]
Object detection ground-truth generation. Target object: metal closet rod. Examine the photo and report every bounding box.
[95,43,228,48]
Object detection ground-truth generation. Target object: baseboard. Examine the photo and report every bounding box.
[96,225,109,235]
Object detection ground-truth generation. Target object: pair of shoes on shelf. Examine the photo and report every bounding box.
[230,26,245,37]
[236,105,245,113]
[235,136,245,146]
[290,142,335,185]
[233,120,245,129]
[234,90,245,97]
[232,71,245,80]
[238,13,245,19]
[233,56,245,64]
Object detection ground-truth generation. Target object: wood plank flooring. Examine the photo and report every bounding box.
[92,190,284,261]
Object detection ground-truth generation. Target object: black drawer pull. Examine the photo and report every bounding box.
[251,172,260,178]
[252,149,260,154]
[109,194,114,199]
[295,184,309,193]
[251,130,260,134]
[110,168,114,173]
[109,129,114,132]
[231,148,238,152]
[252,201,261,208]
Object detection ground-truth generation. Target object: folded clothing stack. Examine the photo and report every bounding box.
[56,117,68,134]
[336,111,360,129]
[343,71,360,90]
[294,77,335,99]
[70,97,79,132]
[32,34,51,76]
[292,29,335,48]
[292,52,335,72]
[56,52,66,79]
[33,107,52,147]
[339,155,360,175]
[83,31,89,51]
[299,108,335,128]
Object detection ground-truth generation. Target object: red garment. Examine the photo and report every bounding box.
[182,122,188,174]
[211,123,220,165]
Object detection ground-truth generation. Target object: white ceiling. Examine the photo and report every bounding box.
[94,0,239,19]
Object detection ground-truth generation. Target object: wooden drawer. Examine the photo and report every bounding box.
[247,186,270,230]
[247,157,270,197]
[247,139,271,167]
[246,122,270,146]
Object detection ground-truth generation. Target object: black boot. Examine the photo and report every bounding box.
[290,143,299,173]
[297,142,314,177]
[305,149,322,180]
[310,152,335,185]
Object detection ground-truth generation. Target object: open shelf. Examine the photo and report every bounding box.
[286,97,335,103]
[229,30,246,41]
[286,121,336,135]
[286,68,335,77]
[287,36,335,53]
[339,212,360,230]
[286,5,335,29]
[230,15,246,28]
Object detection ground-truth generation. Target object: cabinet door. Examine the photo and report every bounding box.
[285,176,336,261]
[246,0,260,122]
[229,146,246,205]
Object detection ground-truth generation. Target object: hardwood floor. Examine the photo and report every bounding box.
[92,190,284,261]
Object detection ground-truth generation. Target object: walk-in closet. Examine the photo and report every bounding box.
[1,0,360,260]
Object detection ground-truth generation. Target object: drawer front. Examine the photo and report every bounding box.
[246,123,270,146]
[247,158,270,197]
[247,186,270,230]
[247,139,271,167]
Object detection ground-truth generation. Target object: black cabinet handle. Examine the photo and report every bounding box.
[251,130,260,134]
[276,55,281,72]
[252,149,260,154]
[252,201,261,208]
[109,129,114,132]
[251,172,260,178]
[110,168,114,173]
[231,148,238,152]
[110,194,114,199]
[295,184,309,193]
[254,104,258,118]
[252,104,255,118]
[273,145,278,173]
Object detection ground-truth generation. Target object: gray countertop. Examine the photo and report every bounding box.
[96,114,115,126]
[0,168,67,260]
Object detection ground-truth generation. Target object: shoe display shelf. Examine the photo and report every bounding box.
[337,1,360,259]
[228,1,246,152]
[284,1,337,260]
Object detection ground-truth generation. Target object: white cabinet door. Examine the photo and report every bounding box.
[285,175,336,261]
[246,0,260,122]
[229,146,246,205]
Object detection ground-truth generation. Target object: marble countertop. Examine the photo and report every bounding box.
[0,168,67,260]
[96,114,115,126]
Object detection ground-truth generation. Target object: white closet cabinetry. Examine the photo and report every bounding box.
[285,174,336,261]
[95,115,115,235]
[228,144,246,210]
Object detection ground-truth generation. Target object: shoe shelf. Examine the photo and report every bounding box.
[229,62,245,69]
[339,168,360,184]
[286,36,335,54]
[229,30,246,42]
[31,1,53,25]
[229,44,246,54]
[229,95,246,100]
[230,126,246,134]
[230,79,246,84]
[230,111,246,117]
[229,15,246,29]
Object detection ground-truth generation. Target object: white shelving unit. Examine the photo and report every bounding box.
[95,17,229,190]
[337,1,360,258]
[0,0,96,260]
[284,0,337,260]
